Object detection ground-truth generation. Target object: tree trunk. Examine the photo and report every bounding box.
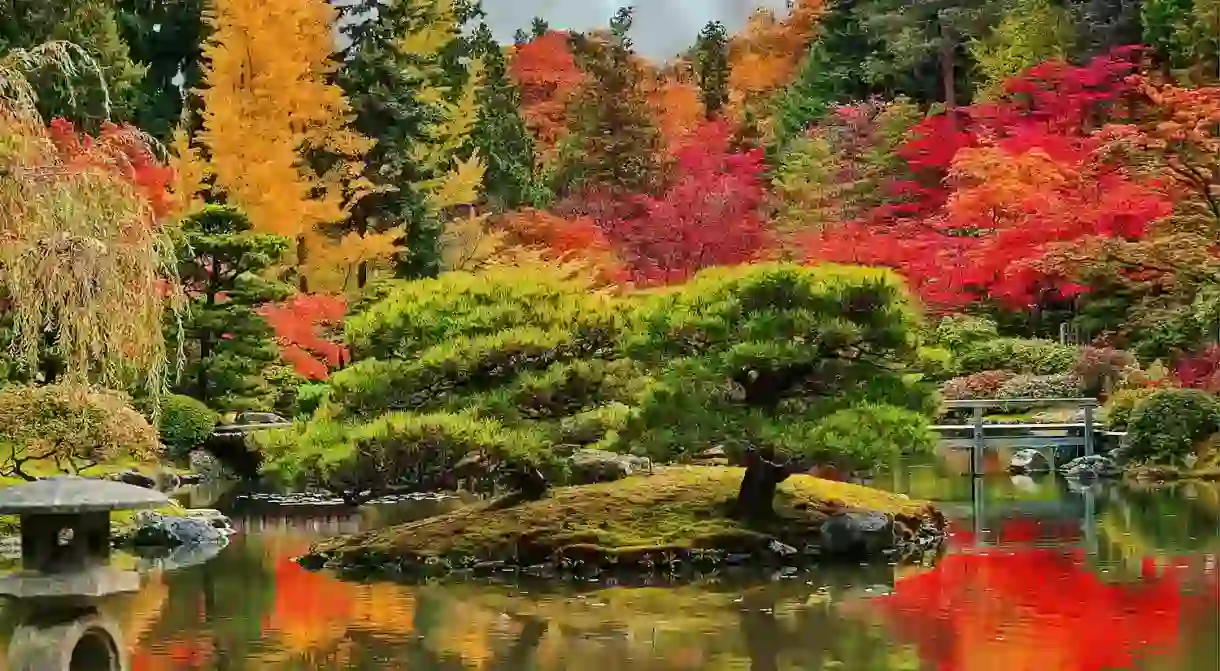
[939,20,956,109]
[296,235,309,293]
[733,446,791,519]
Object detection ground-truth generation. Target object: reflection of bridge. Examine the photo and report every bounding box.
[944,478,1099,554]
[230,514,362,536]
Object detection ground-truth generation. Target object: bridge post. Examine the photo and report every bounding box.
[971,406,985,477]
[1083,403,1095,457]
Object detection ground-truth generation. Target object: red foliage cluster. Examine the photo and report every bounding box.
[258,294,348,380]
[582,120,773,285]
[46,118,176,219]
[1175,345,1220,392]
[873,543,1212,671]
[804,48,1172,309]
[508,30,586,160]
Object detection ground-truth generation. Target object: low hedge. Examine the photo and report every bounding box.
[1127,388,1220,465]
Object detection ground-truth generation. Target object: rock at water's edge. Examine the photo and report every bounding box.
[124,511,232,547]
[1008,448,1051,474]
[819,511,895,558]
[1059,455,1120,479]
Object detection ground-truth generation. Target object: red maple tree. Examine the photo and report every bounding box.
[258,294,349,380]
[804,48,1170,309]
[46,118,177,220]
[589,119,773,284]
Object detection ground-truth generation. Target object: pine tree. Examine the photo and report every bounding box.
[553,7,661,197]
[176,0,374,292]
[466,21,545,210]
[857,0,1007,107]
[970,0,1077,99]
[338,0,486,281]
[772,0,880,150]
[1141,0,1194,71]
[171,205,292,409]
[693,21,729,119]
[115,0,207,140]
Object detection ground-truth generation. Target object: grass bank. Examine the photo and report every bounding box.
[307,466,943,578]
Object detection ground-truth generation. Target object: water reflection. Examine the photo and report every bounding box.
[0,475,1214,671]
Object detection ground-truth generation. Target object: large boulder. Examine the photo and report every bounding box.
[567,449,652,484]
[818,511,895,558]
[1008,449,1051,474]
[1059,455,1120,479]
[126,511,231,547]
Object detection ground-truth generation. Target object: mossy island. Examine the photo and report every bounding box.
[304,467,944,580]
[265,262,951,580]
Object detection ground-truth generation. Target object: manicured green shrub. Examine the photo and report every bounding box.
[158,394,219,455]
[293,383,330,417]
[995,373,1082,400]
[956,338,1078,376]
[790,404,937,470]
[932,314,999,351]
[1101,386,1156,430]
[620,263,937,470]
[0,384,162,479]
[344,265,619,361]
[257,411,555,504]
[1127,388,1220,465]
[940,370,1018,401]
[273,263,937,510]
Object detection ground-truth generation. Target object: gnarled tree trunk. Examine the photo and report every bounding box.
[733,445,792,519]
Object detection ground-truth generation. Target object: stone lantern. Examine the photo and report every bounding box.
[0,476,170,671]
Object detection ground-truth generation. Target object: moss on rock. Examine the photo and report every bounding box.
[306,466,944,578]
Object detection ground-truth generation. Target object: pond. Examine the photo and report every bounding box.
[2,467,1218,671]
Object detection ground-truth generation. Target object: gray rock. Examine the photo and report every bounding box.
[1059,455,1120,479]
[127,512,228,547]
[115,471,157,489]
[819,511,895,558]
[188,450,225,480]
[1008,448,1051,474]
[767,539,798,557]
[567,449,652,484]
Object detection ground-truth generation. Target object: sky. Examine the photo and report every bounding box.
[479,0,791,60]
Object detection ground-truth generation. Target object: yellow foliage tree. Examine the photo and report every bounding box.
[170,0,375,292]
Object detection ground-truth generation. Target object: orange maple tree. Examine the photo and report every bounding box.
[497,207,628,284]
[726,0,826,124]
[508,30,587,163]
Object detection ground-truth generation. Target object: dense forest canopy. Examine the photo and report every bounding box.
[7,0,1220,483]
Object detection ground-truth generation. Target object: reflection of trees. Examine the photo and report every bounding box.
[1102,483,1220,555]
[869,548,1218,671]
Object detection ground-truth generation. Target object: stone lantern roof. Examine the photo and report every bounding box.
[0,476,168,515]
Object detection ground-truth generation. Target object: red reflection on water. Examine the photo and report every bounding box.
[873,521,1218,671]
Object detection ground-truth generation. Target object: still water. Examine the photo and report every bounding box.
[5,467,1220,671]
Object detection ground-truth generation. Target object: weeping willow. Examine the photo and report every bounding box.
[0,42,183,403]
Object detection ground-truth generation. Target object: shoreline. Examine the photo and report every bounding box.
[299,466,947,583]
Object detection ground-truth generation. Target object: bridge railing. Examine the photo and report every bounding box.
[938,397,1101,476]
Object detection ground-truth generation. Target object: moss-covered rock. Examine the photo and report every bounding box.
[303,466,944,580]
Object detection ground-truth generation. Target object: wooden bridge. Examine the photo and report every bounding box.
[933,398,1127,476]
